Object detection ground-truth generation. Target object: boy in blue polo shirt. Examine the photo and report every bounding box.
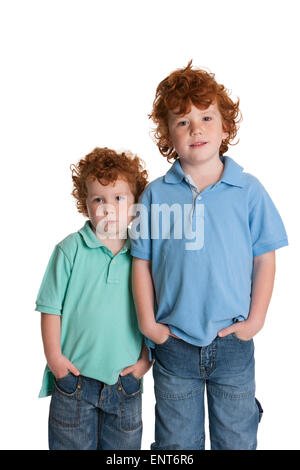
[35,147,152,450]
[130,61,288,450]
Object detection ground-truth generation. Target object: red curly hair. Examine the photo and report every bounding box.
[70,147,148,217]
[149,60,242,162]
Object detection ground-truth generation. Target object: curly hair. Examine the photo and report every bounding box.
[70,147,148,217]
[149,60,242,162]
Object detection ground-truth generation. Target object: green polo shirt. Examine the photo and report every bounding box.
[35,220,143,398]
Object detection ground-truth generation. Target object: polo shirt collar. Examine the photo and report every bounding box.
[164,155,244,188]
[78,220,131,252]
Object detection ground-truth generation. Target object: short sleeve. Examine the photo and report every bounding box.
[249,180,288,257]
[35,245,72,315]
[130,188,152,260]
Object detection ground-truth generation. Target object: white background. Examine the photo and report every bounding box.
[0,0,299,450]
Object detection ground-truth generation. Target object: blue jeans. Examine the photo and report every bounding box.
[150,334,263,450]
[48,372,142,450]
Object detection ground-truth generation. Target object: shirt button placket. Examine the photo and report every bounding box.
[107,257,120,283]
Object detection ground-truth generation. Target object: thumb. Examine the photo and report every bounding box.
[218,324,236,338]
[67,360,80,376]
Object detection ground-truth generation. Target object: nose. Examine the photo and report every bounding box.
[103,204,117,215]
[190,121,204,136]
[98,203,117,218]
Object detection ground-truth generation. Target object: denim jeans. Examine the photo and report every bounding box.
[48,372,142,450]
[150,333,263,450]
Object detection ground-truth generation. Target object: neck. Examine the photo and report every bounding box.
[179,155,225,192]
[179,156,224,178]
[179,155,224,180]
[99,237,127,256]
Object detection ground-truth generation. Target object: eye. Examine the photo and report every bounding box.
[116,195,125,201]
[203,116,212,121]
[178,120,189,127]
[94,197,103,203]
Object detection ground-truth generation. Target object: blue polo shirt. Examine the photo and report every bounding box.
[130,155,288,352]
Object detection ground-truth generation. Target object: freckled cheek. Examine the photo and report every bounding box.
[93,205,104,217]
[172,133,186,150]
[86,203,95,218]
[118,205,131,221]
[170,128,181,142]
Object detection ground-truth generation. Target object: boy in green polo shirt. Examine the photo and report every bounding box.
[35,147,151,450]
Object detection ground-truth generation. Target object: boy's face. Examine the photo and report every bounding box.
[85,177,135,239]
[167,102,229,165]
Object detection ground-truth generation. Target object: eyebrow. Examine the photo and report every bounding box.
[172,109,217,120]
[90,192,128,198]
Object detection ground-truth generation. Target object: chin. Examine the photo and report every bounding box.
[185,153,209,163]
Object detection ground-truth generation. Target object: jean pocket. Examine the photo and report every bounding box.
[129,372,142,381]
[118,375,142,432]
[50,375,82,428]
[54,372,80,396]
[118,373,141,397]
[232,333,253,344]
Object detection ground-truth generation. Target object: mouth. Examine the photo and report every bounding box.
[190,141,207,148]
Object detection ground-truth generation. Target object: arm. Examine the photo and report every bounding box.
[218,251,276,340]
[41,313,80,378]
[132,257,171,344]
[247,251,276,329]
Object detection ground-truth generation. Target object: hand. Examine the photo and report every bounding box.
[120,340,153,379]
[48,354,80,380]
[169,330,181,339]
[120,356,153,380]
[218,318,263,342]
[146,323,180,345]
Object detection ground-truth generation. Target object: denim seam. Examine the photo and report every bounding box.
[55,371,71,382]
[98,383,112,402]
[199,341,217,377]
[120,394,142,432]
[97,408,104,449]
[207,384,254,400]
[154,385,203,400]
[232,333,253,344]
[155,434,205,450]
[49,401,81,428]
